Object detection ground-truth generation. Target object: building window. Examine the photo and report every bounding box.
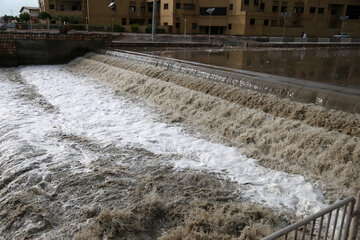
[264,19,269,25]
[164,3,168,10]
[254,0,259,6]
[250,18,255,25]
[164,22,168,26]
[148,19,152,24]
[129,1,136,11]
[176,22,180,28]
[260,3,265,11]
[230,4,233,10]
[272,6,279,12]
[346,5,360,19]
[176,3,181,9]
[244,0,249,6]
[60,4,64,11]
[281,6,287,12]
[309,7,316,13]
[122,18,127,25]
[192,23,197,29]
[228,23,232,30]
[318,8,324,14]
[49,4,55,10]
[141,6,145,12]
[294,7,304,13]
[199,7,227,16]
[183,4,195,10]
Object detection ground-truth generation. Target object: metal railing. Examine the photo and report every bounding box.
[263,192,360,240]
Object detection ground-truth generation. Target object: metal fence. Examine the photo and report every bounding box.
[263,192,360,240]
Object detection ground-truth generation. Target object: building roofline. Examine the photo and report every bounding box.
[20,6,40,12]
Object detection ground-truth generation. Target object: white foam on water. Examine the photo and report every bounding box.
[0,71,99,182]
[2,65,326,216]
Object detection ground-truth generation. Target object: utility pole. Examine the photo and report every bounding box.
[281,12,290,39]
[152,0,157,41]
[184,19,187,36]
[206,8,215,43]
[108,1,116,32]
[112,13,114,32]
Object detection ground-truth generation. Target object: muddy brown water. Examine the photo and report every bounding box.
[0,67,294,239]
[1,48,359,239]
[69,52,359,197]
[147,47,360,89]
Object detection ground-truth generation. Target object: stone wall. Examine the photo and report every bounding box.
[0,32,112,67]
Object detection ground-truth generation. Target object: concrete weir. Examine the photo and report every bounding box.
[102,50,360,114]
[1,32,359,113]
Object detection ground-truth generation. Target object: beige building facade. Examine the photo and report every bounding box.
[39,0,84,23]
[39,0,360,37]
[83,0,160,26]
[160,0,360,37]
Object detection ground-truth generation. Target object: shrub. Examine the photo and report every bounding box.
[107,23,125,32]
[157,26,166,34]
[89,24,105,32]
[145,25,166,34]
[130,24,139,33]
[68,24,85,31]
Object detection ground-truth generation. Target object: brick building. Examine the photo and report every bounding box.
[38,0,360,37]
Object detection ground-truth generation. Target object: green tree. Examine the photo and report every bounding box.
[2,15,14,23]
[19,12,30,23]
[38,11,51,20]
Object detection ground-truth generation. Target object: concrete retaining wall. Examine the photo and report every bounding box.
[0,32,112,67]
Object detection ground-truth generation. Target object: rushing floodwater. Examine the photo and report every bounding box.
[149,47,360,89]
[1,52,359,238]
[0,65,326,237]
[1,65,325,210]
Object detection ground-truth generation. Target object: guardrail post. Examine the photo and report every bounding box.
[349,192,360,240]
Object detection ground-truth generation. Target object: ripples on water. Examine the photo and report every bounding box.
[149,47,360,89]
[0,51,358,238]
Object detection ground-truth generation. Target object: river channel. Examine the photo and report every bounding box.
[0,48,359,239]
[148,47,360,89]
